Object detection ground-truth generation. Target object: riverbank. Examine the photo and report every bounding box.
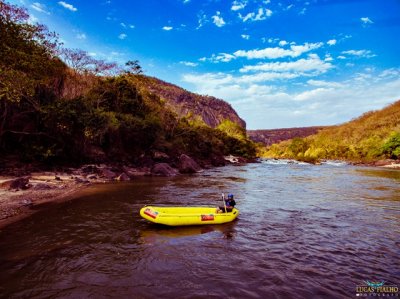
[0,154,250,229]
[0,165,150,229]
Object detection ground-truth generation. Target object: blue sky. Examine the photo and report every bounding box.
[12,0,400,129]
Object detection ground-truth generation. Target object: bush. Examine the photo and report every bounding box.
[381,132,400,159]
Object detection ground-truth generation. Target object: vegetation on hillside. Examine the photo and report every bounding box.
[0,1,256,167]
[262,101,400,163]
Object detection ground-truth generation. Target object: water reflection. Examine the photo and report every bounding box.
[139,222,237,244]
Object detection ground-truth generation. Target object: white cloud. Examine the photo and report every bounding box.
[285,4,294,10]
[278,40,288,46]
[118,33,127,39]
[239,8,272,22]
[361,17,373,26]
[162,26,173,31]
[231,0,247,11]
[307,80,343,88]
[201,42,324,64]
[182,69,400,129]
[203,53,236,63]
[324,54,333,62]
[239,56,333,74]
[264,37,279,44]
[234,42,323,60]
[342,49,376,58]
[327,39,337,46]
[196,12,208,29]
[58,1,77,12]
[299,8,306,15]
[241,34,250,40]
[180,61,198,67]
[378,68,400,79]
[212,11,226,27]
[31,2,50,14]
[76,33,86,40]
[120,22,126,28]
[294,88,330,101]
[183,0,190,3]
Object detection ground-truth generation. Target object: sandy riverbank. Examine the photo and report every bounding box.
[0,165,151,229]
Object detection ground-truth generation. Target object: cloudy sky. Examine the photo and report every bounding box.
[12,0,400,129]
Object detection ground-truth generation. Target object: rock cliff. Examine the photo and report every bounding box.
[138,76,246,128]
[248,126,327,146]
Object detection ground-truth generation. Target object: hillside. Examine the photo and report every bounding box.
[247,126,327,146]
[137,77,246,128]
[0,1,256,171]
[263,100,400,162]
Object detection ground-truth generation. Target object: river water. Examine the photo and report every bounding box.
[0,160,399,298]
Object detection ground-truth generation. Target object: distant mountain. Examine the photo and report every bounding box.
[248,126,327,146]
[136,76,246,128]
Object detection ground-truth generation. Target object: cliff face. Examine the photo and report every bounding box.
[138,76,246,128]
[247,126,327,146]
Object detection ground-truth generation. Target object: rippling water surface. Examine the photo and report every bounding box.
[0,161,399,298]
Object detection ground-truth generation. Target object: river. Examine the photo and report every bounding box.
[0,160,399,298]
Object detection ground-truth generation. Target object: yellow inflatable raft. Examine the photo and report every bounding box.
[140,206,239,226]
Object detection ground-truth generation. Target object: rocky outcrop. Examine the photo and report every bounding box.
[140,76,246,128]
[0,177,31,190]
[247,126,328,146]
[151,163,178,177]
[178,154,202,174]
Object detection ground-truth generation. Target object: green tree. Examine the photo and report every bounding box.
[0,0,66,145]
[381,132,400,159]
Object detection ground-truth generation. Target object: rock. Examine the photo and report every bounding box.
[178,154,202,174]
[55,176,62,181]
[210,155,226,167]
[122,166,139,178]
[75,177,90,184]
[81,164,100,174]
[32,183,53,190]
[87,174,98,180]
[101,169,117,180]
[374,159,396,167]
[4,177,31,190]
[21,199,33,206]
[151,163,178,177]
[116,173,130,181]
[137,156,155,168]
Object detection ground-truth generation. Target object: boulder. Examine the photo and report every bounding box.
[81,164,100,174]
[32,183,53,190]
[210,155,226,167]
[75,177,90,184]
[2,177,31,190]
[178,154,202,174]
[101,169,117,180]
[116,173,130,181]
[151,163,178,177]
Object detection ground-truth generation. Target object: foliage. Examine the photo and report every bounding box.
[261,101,400,162]
[0,0,256,165]
[381,132,400,159]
